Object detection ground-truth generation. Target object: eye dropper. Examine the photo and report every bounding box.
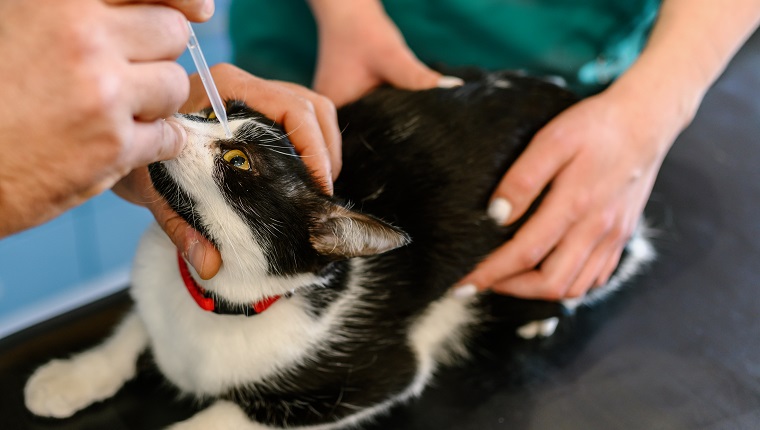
[186,21,233,138]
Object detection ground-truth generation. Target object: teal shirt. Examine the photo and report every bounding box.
[229,0,660,95]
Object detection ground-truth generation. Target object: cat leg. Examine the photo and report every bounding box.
[25,310,148,418]
[516,317,560,339]
[167,401,271,430]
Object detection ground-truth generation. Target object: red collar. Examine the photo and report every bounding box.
[177,252,280,316]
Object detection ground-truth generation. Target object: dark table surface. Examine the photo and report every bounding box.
[2,31,759,430]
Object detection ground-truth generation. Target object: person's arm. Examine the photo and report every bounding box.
[113,64,342,279]
[457,0,760,299]
[307,0,458,106]
[0,0,213,238]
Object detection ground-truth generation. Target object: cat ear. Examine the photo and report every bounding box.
[310,205,410,259]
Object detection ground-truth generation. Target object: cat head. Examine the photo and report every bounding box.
[148,101,408,299]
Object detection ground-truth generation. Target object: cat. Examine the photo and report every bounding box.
[24,71,653,429]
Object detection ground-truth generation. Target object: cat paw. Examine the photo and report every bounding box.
[25,356,120,418]
[167,401,263,430]
[516,317,559,340]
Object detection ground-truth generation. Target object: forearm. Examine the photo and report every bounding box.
[610,0,760,132]
[307,0,387,28]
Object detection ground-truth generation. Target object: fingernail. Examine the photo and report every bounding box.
[488,198,512,225]
[202,0,215,19]
[184,231,206,276]
[437,76,465,88]
[450,284,478,300]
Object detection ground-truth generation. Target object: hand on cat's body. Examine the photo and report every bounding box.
[308,0,453,106]
[114,64,342,279]
[457,0,760,300]
[305,1,758,302]
[458,85,679,300]
[182,64,343,194]
[0,0,213,238]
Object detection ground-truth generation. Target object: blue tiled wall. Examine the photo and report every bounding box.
[0,1,232,339]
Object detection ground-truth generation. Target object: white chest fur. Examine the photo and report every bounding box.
[130,223,477,401]
[130,224,328,396]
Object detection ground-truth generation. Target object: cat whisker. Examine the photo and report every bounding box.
[265,120,304,142]
[256,143,292,148]
[261,147,302,158]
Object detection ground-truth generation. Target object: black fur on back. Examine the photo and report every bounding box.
[336,71,578,296]
[214,72,580,427]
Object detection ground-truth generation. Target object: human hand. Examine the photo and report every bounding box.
[115,64,342,279]
[309,0,459,106]
[0,0,212,238]
[456,84,684,300]
[105,0,215,22]
[182,64,342,193]
[455,0,760,301]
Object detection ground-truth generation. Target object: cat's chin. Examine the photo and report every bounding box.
[196,266,331,305]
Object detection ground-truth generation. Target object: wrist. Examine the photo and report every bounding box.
[606,59,705,138]
[606,0,760,137]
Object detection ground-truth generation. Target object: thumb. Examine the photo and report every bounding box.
[143,189,223,279]
[128,119,187,169]
[381,56,439,90]
[377,50,460,91]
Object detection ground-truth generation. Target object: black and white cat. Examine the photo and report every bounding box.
[24,71,653,429]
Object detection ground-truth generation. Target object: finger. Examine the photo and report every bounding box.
[184,229,223,279]
[596,195,651,287]
[182,64,340,192]
[489,214,608,300]
[543,209,618,298]
[596,212,640,286]
[462,181,588,290]
[273,81,343,182]
[123,119,186,169]
[242,81,338,193]
[278,100,336,194]
[487,254,583,301]
[489,270,546,299]
[147,197,222,279]
[116,166,223,279]
[597,246,625,287]
[489,122,577,225]
[565,239,621,298]
[111,167,154,206]
[107,4,188,61]
[183,70,217,113]
[377,49,442,91]
[104,0,214,22]
[316,102,342,182]
[128,61,189,121]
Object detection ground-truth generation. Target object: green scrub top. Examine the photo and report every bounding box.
[229,0,660,95]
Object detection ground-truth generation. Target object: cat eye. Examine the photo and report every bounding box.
[222,149,251,171]
[207,111,217,120]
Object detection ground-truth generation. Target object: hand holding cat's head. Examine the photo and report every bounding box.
[149,101,409,286]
